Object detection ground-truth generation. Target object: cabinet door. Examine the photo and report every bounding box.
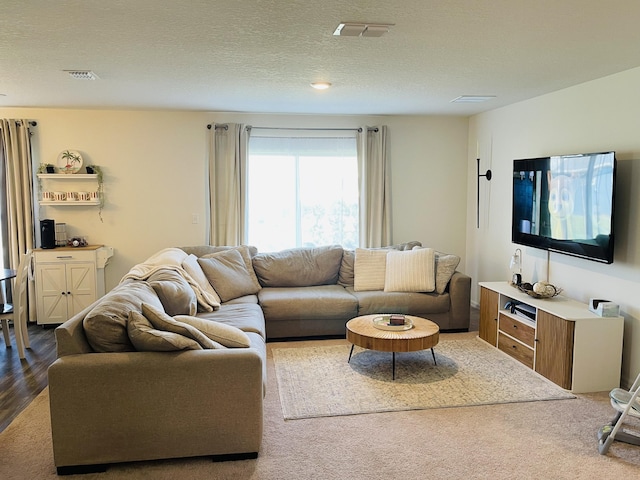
[66,263,97,316]
[36,263,69,324]
[479,287,499,346]
[535,311,575,390]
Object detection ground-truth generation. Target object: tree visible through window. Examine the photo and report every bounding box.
[247,134,358,252]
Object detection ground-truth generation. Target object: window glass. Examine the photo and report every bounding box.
[247,134,358,251]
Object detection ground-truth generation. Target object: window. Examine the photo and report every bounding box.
[247,133,358,252]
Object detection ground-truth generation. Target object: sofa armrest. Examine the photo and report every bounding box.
[48,348,264,468]
[447,271,472,330]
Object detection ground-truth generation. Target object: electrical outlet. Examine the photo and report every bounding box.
[192,214,199,224]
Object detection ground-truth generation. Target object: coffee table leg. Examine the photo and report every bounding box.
[392,352,396,380]
[348,344,355,363]
[431,348,437,365]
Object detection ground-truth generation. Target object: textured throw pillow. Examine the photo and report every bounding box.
[434,251,461,294]
[173,315,251,348]
[353,248,389,291]
[147,268,198,316]
[141,303,223,349]
[181,253,222,307]
[252,245,343,287]
[127,311,202,351]
[384,248,435,292]
[83,281,164,352]
[198,248,261,302]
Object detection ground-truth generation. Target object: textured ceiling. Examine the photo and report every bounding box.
[2,1,640,116]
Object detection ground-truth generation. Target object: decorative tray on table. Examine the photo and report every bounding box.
[511,281,563,299]
[372,315,414,331]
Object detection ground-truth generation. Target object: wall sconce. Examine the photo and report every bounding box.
[510,248,522,285]
[476,158,492,228]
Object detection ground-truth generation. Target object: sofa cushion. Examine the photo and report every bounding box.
[434,251,461,294]
[353,248,388,291]
[196,303,266,338]
[83,282,164,352]
[384,248,435,293]
[258,285,358,321]
[147,268,198,316]
[338,249,355,287]
[173,314,251,348]
[201,245,261,288]
[127,310,203,351]
[347,287,451,316]
[181,245,258,258]
[141,303,223,349]
[181,253,222,309]
[198,248,261,302]
[252,245,343,287]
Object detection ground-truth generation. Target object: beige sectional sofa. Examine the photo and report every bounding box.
[48,242,471,473]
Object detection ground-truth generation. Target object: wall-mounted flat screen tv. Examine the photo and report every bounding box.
[512,151,616,263]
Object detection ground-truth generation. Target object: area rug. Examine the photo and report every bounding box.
[272,336,575,419]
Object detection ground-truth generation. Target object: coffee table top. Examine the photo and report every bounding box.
[346,314,440,353]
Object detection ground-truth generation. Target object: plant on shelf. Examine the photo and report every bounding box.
[85,165,104,222]
[61,150,81,173]
[36,163,56,197]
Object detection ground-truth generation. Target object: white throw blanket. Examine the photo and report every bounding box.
[120,248,220,311]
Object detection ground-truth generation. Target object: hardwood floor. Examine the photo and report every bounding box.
[0,322,58,432]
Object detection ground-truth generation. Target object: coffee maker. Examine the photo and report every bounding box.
[40,219,56,249]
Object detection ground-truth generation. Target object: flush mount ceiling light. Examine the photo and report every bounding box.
[311,82,332,90]
[64,70,99,80]
[451,95,496,103]
[333,22,394,37]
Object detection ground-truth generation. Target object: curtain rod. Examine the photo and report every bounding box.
[206,124,379,133]
[14,121,37,127]
[246,126,378,133]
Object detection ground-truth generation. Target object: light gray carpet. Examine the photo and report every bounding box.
[3,334,640,479]
[273,336,575,419]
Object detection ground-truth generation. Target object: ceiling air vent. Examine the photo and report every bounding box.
[64,70,99,80]
[451,95,496,103]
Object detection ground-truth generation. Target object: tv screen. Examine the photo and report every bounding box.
[512,151,616,263]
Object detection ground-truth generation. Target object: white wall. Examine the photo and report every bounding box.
[466,66,640,386]
[0,108,468,295]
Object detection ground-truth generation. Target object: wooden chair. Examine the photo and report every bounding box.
[0,250,32,359]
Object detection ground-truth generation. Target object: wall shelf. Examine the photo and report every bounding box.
[37,174,98,180]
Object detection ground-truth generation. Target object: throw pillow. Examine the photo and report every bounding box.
[141,303,223,349]
[353,248,389,291]
[173,315,251,348]
[127,311,202,351]
[434,251,461,294]
[147,268,198,316]
[181,253,222,308]
[83,281,164,352]
[198,248,261,302]
[384,248,435,292]
[338,249,355,287]
[201,245,261,289]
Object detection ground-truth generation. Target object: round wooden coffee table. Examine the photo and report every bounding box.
[346,314,440,380]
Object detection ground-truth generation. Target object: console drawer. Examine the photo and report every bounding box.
[498,313,535,348]
[498,332,534,369]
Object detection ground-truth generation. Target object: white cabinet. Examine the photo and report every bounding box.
[34,245,114,325]
[479,281,624,393]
